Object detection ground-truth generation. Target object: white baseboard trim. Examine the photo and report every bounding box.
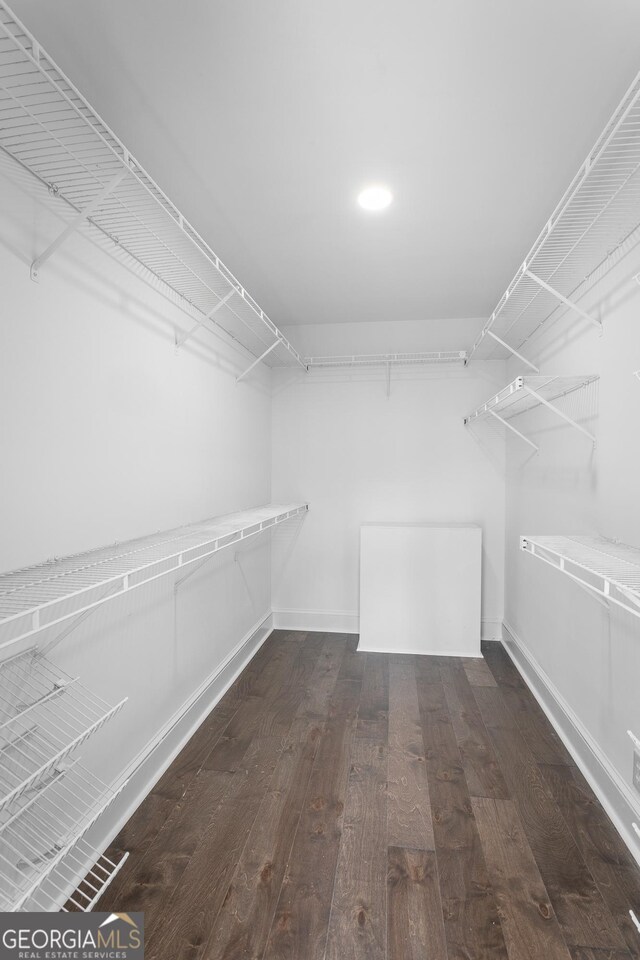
[481,618,503,641]
[272,607,359,634]
[80,611,274,886]
[502,620,640,869]
[273,609,502,641]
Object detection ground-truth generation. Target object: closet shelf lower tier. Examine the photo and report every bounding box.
[521,535,640,619]
[0,503,309,650]
[0,756,128,911]
[0,649,126,812]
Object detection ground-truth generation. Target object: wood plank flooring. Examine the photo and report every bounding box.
[97,632,640,960]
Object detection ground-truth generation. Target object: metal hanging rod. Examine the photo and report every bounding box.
[468,70,640,365]
[0,504,309,652]
[464,375,598,449]
[521,536,640,620]
[0,2,305,372]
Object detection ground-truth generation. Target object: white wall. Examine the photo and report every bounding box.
[501,237,640,859]
[0,150,274,868]
[271,322,507,639]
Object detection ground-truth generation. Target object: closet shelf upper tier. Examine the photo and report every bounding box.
[304,352,468,367]
[469,70,640,365]
[0,2,304,369]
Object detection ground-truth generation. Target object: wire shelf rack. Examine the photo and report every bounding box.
[0,755,127,911]
[463,375,598,450]
[0,2,304,369]
[305,351,468,368]
[521,535,640,619]
[0,504,308,651]
[60,849,129,912]
[21,846,129,912]
[0,649,126,812]
[469,71,640,365]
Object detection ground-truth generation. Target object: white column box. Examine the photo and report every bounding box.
[358,523,482,657]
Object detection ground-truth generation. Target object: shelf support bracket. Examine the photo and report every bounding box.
[485,330,539,373]
[175,288,236,349]
[616,583,640,611]
[174,549,221,591]
[521,385,596,445]
[524,270,601,330]
[522,542,609,609]
[488,409,539,451]
[30,169,128,281]
[39,580,126,657]
[236,339,281,383]
[563,570,611,609]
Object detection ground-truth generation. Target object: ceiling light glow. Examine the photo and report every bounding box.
[357,185,393,211]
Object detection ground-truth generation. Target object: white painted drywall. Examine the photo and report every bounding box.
[271,332,506,637]
[502,237,640,849]
[359,523,482,656]
[0,151,275,858]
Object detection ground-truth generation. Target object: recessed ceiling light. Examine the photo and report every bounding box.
[357,185,393,212]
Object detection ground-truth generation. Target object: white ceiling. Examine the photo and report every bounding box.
[9,0,640,328]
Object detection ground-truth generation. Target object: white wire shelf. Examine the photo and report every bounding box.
[23,847,129,912]
[0,754,127,911]
[469,71,640,367]
[17,842,128,912]
[463,375,598,450]
[0,649,126,812]
[0,2,304,370]
[521,535,640,619]
[0,504,309,650]
[305,351,468,368]
[60,849,129,912]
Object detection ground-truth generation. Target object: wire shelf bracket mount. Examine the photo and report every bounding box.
[523,269,601,331]
[174,289,236,351]
[30,168,129,281]
[236,338,284,383]
[484,330,540,373]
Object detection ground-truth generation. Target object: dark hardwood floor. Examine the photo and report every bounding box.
[97,632,640,960]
